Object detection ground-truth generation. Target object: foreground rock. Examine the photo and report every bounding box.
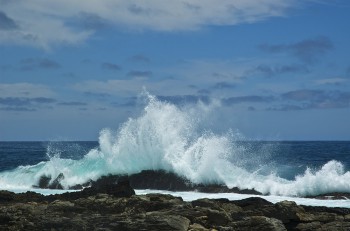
[1,183,350,230]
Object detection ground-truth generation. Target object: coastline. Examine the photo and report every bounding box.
[2,179,350,230]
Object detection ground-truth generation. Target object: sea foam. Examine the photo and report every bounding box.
[1,92,350,197]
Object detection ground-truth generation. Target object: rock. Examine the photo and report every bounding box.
[81,179,135,198]
[308,192,350,200]
[295,221,322,230]
[2,184,350,231]
[35,173,64,189]
[37,175,51,188]
[232,197,273,209]
[230,216,287,231]
[188,223,210,231]
[49,173,64,189]
[64,170,262,195]
[297,211,339,223]
[0,190,15,202]
[261,200,305,223]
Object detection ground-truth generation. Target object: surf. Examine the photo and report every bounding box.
[1,91,350,197]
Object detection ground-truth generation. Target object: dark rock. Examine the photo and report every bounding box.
[49,173,64,189]
[86,178,135,197]
[307,192,350,200]
[35,173,64,189]
[261,200,305,223]
[65,170,262,195]
[3,181,350,231]
[230,216,287,231]
[303,205,350,215]
[0,190,15,202]
[37,175,51,188]
[128,170,191,191]
[232,197,273,209]
[194,185,262,195]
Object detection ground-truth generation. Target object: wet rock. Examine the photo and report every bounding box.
[66,170,262,195]
[232,197,273,209]
[37,175,51,188]
[308,192,350,200]
[261,200,305,223]
[2,184,350,231]
[49,173,64,189]
[0,190,15,202]
[82,178,135,198]
[230,216,287,231]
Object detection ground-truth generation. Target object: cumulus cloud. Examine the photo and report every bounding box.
[315,78,348,86]
[129,54,150,63]
[0,83,55,98]
[282,89,325,101]
[127,70,152,78]
[101,62,121,71]
[0,97,56,106]
[0,0,301,48]
[19,58,61,71]
[272,89,350,110]
[222,95,275,106]
[74,12,109,30]
[57,101,87,106]
[211,81,236,90]
[73,79,147,97]
[259,36,333,63]
[0,11,18,30]
[249,64,309,77]
[157,95,211,105]
[0,96,56,112]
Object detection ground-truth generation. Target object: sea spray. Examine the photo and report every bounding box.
[1,92,350,197]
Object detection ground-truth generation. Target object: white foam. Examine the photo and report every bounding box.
[1,92,350,197]
[136,190,350,208]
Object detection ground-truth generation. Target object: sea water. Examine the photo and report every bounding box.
[1,93,350,207]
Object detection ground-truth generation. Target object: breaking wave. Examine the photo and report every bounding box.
[1,92,350,197]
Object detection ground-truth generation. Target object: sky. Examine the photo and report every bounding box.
[0,0,350,141]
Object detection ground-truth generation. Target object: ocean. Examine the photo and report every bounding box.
[1,94,350,208]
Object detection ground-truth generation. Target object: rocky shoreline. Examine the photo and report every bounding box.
[35,170,263,195]
[2,179,350,230]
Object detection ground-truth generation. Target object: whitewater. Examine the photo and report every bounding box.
[1,92,350,207]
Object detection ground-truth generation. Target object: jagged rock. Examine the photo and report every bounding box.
[2,185,350,231]
[64,170,262,195]
[232,197,273,209]
[0,190,15,202]
[35,173,64,189]
[259,200,305,223]
[188,223,210,231]
[49,173,64,189]
[230,216,287,231]
[295,221,322,230]
[83,178,135,197]
[308,192,350,200]
[37,175,51,188]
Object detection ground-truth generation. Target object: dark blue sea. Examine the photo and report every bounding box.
[1,140,350,194]
[1,96,350,202]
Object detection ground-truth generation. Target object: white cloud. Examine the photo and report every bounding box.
[0,0,300,48]
[315,78,348,85]
[0,83,55,98]
[73,79,148,96]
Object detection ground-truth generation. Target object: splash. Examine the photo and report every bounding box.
[1,92,350,197]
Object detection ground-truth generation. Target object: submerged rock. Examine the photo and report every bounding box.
[49,173,64,189]
[35,173,65,189]
[62,170,262,195]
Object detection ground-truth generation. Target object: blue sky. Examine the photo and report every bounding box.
[0,0,350,141]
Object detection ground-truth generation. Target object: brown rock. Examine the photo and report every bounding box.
[230,216,287,231]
